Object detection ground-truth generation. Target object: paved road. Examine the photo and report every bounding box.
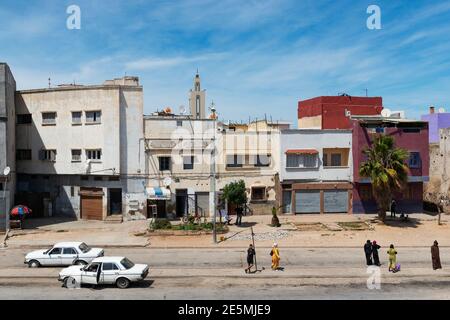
[1,247,449,299]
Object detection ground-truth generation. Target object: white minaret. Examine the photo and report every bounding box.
[189,71,206,119]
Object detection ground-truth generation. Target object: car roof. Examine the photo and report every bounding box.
[54,242,84,247]
[92,257,125,263]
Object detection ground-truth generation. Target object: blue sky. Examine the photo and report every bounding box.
[2,0,450,124]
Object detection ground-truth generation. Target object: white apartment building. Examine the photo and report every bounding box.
[14,76,146,221]
[279,129,353,214]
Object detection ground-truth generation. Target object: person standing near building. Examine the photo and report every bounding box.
[245,244,256,273]
[431,240,442,270]
[390,200,397,218]
[364,240,373,266]
[372,241,381,266]
[236,206,243,226]
[387,244,398,272]
[271,243,280,270]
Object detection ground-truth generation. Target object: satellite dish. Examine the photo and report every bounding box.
[179,105,186,115]
[438,107,446,113]
[163,177,172,187]
[381,108,391,117]
[3,167,11,176]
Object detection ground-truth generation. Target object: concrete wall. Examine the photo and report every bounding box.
[0,63,16,231]
[14,78,146,220]
[279,130,353,182]
[424,129,450,213]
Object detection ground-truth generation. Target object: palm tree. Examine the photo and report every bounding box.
[359,134,409,221]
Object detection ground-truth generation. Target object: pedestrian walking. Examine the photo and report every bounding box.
[431,240,442,270]
[364,240,373,266]
[270,243,281,270]
[387,244,398,272]
[236,206,243,226]
[245,244,256,273]
[390,199,397,218]
[372,240,381,266]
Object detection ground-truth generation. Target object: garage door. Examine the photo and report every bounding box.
[195,192,209,217]
[80,188,103,220]
[295,190,320,213]
[324,190,348,213]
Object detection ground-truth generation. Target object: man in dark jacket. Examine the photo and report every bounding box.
[372,240,381,266]
[245,244,256,273]
[236,206,243,226]
[364,240,373,266]
[390,200,397,218]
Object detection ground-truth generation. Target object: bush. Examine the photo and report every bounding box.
[150,218,172,230]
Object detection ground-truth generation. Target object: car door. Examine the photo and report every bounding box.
[61,248,78,265]
[101,262,120,284]
[81,262,101,285]
[47,247,63,266]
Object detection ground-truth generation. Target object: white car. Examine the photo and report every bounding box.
[25,242,104,268]
[59,256,149,289]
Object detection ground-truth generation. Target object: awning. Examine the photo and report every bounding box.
[146,187,171,200]
[285,149,319,155]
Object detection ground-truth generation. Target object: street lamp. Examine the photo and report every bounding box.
[2,166,11,232]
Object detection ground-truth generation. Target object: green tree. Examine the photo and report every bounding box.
[222,180,247,207]
[359,134,409,221]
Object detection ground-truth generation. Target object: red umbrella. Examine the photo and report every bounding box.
[10,205,32,218]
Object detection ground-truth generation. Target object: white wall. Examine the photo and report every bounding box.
[280,130,353,182]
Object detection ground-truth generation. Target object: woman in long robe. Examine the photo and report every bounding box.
[271,243,280,270]
[431,240,442,270]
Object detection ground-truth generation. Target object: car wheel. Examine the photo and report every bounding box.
[116,277,131,289]
[75,260,87,266]
[64,277,78,289]
[28,260,40,268]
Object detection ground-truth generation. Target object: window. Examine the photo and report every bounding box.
[159,157,171,171]
[86,111,101,124]
[120,258,135,270]
[42,112,56,125]
[72,111,82,125]
[176,120,183,127]
[408,152,421,168]
[94,176,103,181]
[226,154,243,168]
[331,153,342,166]
[254,155,271,167]
[17,114,32,124]
[70,186,75,197]
[102,263,119,271]
[286,154,317,168]
[251,187,266,201]
[183,156,195,170]
[63,248,77,255]
[71,149,82,162]
[86,263,101,273]
[86,149,102,161]
[16,149,32,160]
[81,176,89,181]
[49,248,62,255]
[39,149,56,161]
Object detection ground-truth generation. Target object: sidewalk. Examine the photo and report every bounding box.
[4,213,449,249]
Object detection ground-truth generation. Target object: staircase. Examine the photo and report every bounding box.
[104,215,123,224]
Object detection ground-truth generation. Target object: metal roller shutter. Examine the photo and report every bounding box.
[80,188,103,220]
[324,190,348,213]
[295,190,320,213]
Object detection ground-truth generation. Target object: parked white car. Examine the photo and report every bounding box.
[25,242,104,268]
[59,256,149,289]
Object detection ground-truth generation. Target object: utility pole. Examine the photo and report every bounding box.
[2,167,11,234]
[210,102,217,243]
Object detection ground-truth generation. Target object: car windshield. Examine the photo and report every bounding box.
[120,258,135,270]
[43,247,53,254]
[78,243,91,253]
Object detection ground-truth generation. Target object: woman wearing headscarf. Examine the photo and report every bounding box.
[431,240,442,270]
[364,240,373,266]
[372,241,381,266]
[387,244,397,272]
[271,243,280,270]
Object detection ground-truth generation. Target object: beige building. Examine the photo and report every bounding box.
[424,128,450,213]
[14,76,146,221]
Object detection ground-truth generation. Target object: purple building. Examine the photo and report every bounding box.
[421,106,450,143]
